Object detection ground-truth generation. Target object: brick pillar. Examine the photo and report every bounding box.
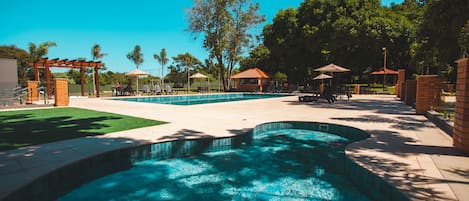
[454,58,469,154]
[397,69,406,98]
[353,84,360,94]
[54,78,69,106]
[416,75,440,114]
[26,81,39,103]
[404,80,416,106]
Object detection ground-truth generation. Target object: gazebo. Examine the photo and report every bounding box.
[370,68,398,85]
[230,68,270,92]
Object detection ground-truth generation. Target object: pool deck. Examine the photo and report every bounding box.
[0,94,468,200]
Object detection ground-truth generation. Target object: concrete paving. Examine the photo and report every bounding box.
[0,94,468,200]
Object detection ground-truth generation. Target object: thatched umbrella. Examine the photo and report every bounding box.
[190,72,210,93]
[125,69,149,95]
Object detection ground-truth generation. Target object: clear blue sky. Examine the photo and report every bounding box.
[0,0,402,76]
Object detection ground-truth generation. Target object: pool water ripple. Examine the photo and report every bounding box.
[59,129,371,201]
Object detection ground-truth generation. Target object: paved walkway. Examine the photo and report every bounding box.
[0,94,468,200]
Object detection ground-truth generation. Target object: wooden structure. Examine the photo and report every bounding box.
[370,68,398,85]
[231,68,270,92]
[30,58,103,97]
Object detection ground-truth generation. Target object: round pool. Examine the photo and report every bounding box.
[59,125,371,200]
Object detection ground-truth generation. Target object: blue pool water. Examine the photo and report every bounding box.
[113,93,287,105]
[59,129,371,201]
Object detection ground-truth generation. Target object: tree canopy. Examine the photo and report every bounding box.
[154,48,169,87]
[126,45,144,69]
[187,0,265,90]
[243,0,469,84]
[252,0,417,83]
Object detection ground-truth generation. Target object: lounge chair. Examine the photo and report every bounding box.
[154,85,162,95]
[299,94,319,102]
[143,84,151,95]
[298,88,336,103]
[165,85,173,95]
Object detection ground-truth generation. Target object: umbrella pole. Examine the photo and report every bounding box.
[136,77,139,96]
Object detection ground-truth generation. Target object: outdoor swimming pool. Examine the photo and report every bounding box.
[59,123,374,200]
[113,93,287,105]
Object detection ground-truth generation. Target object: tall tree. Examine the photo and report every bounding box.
[91,44,107,94]
[262,8,302,82]
[187,0,264,90]
[414,0,469,76]
[28,41,56,63]
[239,44,271,71]
[459,20,469,58]
[153,48,169,88]
[172,52,203,92]
[126,45,144,69]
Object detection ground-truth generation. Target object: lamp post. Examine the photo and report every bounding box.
[187,66,190,94]
[382,47,387,89]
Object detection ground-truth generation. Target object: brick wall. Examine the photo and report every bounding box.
[416,75,440,114]
[397,69,406,98]
[404,80,416,106]
[454,58,469,154]
[26,81,38,102]
[54,79,69,106]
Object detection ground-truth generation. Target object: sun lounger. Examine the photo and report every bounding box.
[165,85,175,95]
[143,84,151,95]
[298,90,336,103]
[154,85,162,95]
[299,94,319,102]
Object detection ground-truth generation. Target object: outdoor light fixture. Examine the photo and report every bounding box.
[382,47,387,89]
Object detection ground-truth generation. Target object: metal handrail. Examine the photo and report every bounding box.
[13,86,48,105]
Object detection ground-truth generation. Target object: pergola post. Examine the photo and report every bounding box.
[94,67,100,97]
[80,67,85,96]
[34,63,38,81]
[46,64,51,99]
[258,78,263,92]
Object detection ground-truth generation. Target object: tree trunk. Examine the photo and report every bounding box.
[217,55,228,91]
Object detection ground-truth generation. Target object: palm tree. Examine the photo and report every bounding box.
[91,44,107,95]
[29,41,57,62]
[153,48,169,89]
[28,41,57,82]
[127,45,144,69]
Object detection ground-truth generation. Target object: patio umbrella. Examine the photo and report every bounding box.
[125,69,149,95]
[314,63,350,73]
[190,72,210,92]
[314,63,350,86]
[313,73,333,80]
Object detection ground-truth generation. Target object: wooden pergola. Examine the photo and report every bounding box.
[30,57,103,97]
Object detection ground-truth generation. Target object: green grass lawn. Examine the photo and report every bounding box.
[0,107,166,151]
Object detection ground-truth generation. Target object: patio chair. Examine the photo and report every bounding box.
[165,85,173,95]
[143,84,151,95]
[123,85,134,96]
[154,85,162,95]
